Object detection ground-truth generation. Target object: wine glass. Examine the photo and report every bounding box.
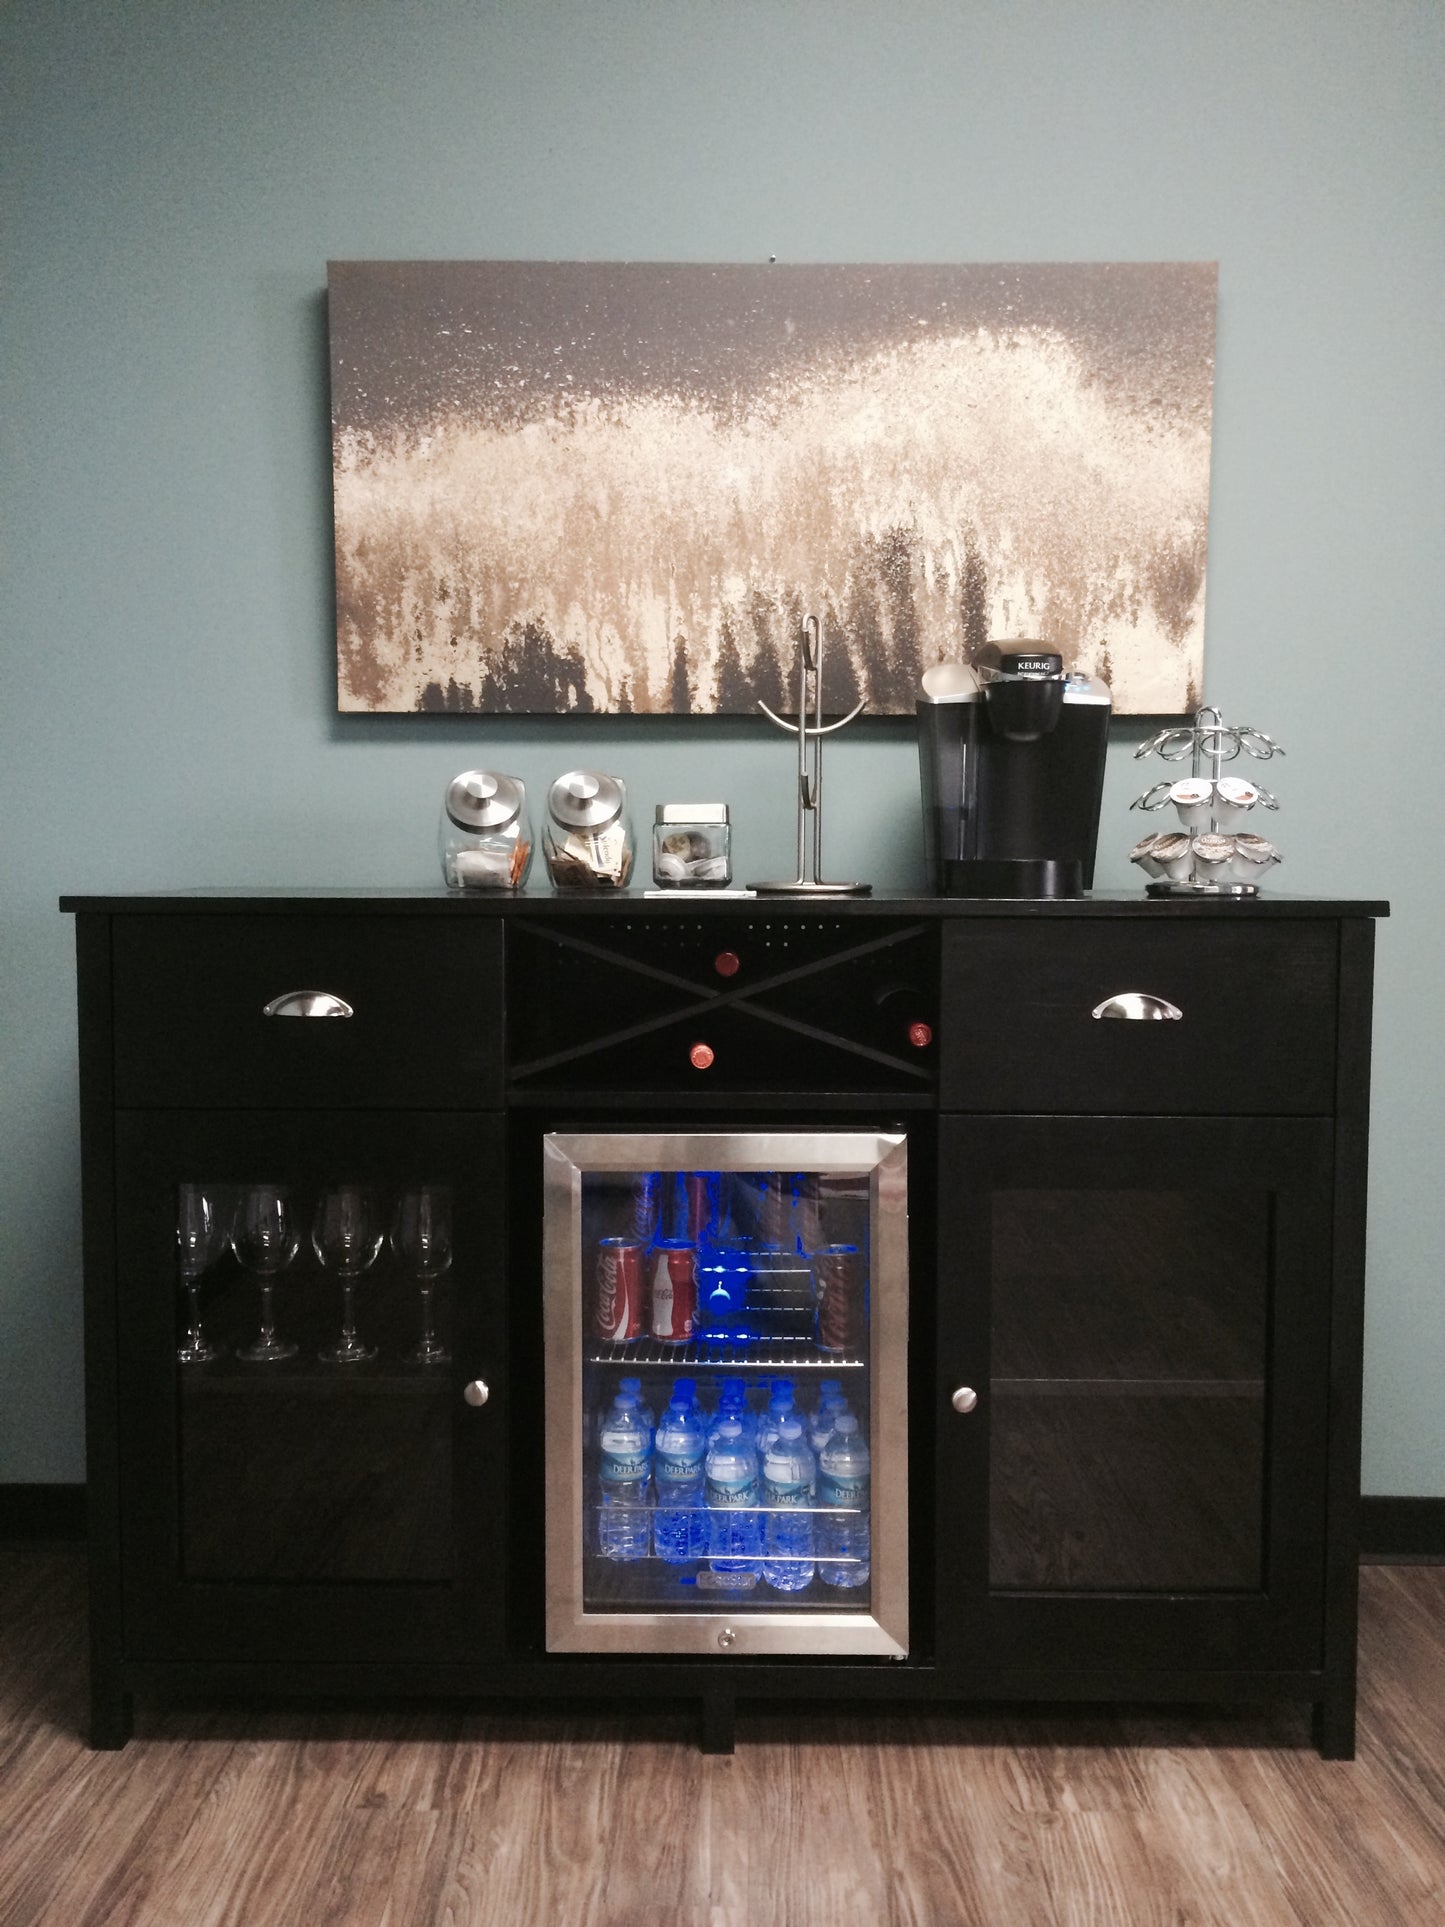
[176,1183,227,1363]
[314,1183,383,1364]
[392,1184,453,1366]
[234,1185,300,1362]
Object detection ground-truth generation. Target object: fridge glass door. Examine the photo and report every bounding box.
[543,1131,908,1658]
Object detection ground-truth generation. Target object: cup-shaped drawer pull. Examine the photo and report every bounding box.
[262,990,354,1019]
[1092,992,1183,1021]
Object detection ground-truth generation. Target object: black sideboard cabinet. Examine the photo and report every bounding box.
[61,890,1385,1756]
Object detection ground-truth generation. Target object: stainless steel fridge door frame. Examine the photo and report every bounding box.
[543,1129,909,1658]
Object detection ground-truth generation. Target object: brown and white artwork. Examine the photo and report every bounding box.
[328,261,1216,716]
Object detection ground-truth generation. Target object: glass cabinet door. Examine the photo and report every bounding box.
[114,1111,506,1661]
[936,1115,1334,1670]
[542,1130,909,1658]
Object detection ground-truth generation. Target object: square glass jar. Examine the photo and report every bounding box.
[651,804,732,888]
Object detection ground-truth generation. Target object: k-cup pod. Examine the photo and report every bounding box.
[1214,776,1260,827]
[1151,831,1194,880]
[1192,832,1236,880]
[1232,833,1280,882]
[1129,832,1167,878]
[1169,777,1214,831]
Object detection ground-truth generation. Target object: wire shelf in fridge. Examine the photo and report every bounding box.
[587,1336,866,1371]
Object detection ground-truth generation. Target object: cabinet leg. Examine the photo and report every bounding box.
[89,1680,133,1751]
[700,1690,735,1755]
[1312,1694,1356,1761]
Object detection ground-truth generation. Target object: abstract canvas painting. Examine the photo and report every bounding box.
[328,261,1216,716]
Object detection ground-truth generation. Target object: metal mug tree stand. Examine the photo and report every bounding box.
[751,614,871,897]
[1129,705,1284,897]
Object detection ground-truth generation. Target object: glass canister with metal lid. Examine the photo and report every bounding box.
[542,769,634,889]
[439,770,534,890]
[652,803,732,887]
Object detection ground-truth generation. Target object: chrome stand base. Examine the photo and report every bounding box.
[1146,879,1259,897]
[748,878,872,896]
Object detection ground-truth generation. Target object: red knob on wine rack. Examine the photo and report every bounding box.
[689,1042,716,1070]
[908,1022,933,1049]
[714,950,741,978]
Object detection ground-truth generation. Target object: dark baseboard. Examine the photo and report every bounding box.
[4,1486,1441,1559]
[0,1483,87,1540]
[1360,1496,1445,1562]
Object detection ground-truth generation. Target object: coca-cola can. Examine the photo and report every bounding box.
[649,1238,697,1344]
[631,1171,661,1244]
[813,1243,865,1351]
[595,1237,645,1343]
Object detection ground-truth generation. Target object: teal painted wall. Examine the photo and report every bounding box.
[4,0,1441,1490]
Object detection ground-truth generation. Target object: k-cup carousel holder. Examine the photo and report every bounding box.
[1127,707,1283,897]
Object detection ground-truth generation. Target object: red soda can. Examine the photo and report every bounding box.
[813,1243,864,1351]
[632,1171,661,1244]
[759,1171,791,1246]
[649,1239,698,1344]
[682,1172,711,1243]
[796,1174,824,1253]
[595,1237,645,1343]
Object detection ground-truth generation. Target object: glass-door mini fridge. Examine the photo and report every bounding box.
[543,1130,908,1658]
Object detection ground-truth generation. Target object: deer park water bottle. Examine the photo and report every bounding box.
[817,1413,870,1589]
[762,1416,816,1593]
[598,1392,652,1563]
[705,1417,762,1579]
[756,1380,798,1460]
[652,1398,707,1564]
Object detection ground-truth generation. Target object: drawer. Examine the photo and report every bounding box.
[939,919,1338,1114]
[112,915,502,1108]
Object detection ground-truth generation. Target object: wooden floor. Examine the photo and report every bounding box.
[1,1549,1442,1926]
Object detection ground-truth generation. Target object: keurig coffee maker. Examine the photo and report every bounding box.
[917,644,1111,897]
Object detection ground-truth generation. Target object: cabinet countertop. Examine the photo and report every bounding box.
[59,888,1390,919]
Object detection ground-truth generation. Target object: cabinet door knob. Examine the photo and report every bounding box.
[463,1379,490,1407]
[262,990,354,1019]
[1092,992,1182,1021]
[951,1386,978,1414]
[689,1042,715,1070]
[714,950,741,978]
[907,1021,933,1049]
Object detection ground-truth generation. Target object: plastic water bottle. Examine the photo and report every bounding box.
[756,1382,798,1460]
[705,1418,762,1577]
[709,1378,751,1443]
[597,1378,655,1449]
[652,1399,707,1563]
[817,1413,870,1588]
[618,1376,655,1445]
[762,1417,816,1592]
[809,1389,850,1460]
[598,1392,652,1562]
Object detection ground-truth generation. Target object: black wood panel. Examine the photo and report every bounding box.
[940,918,1338,1113]
[111,915,502,1109]
[935,1113,1335,1671]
